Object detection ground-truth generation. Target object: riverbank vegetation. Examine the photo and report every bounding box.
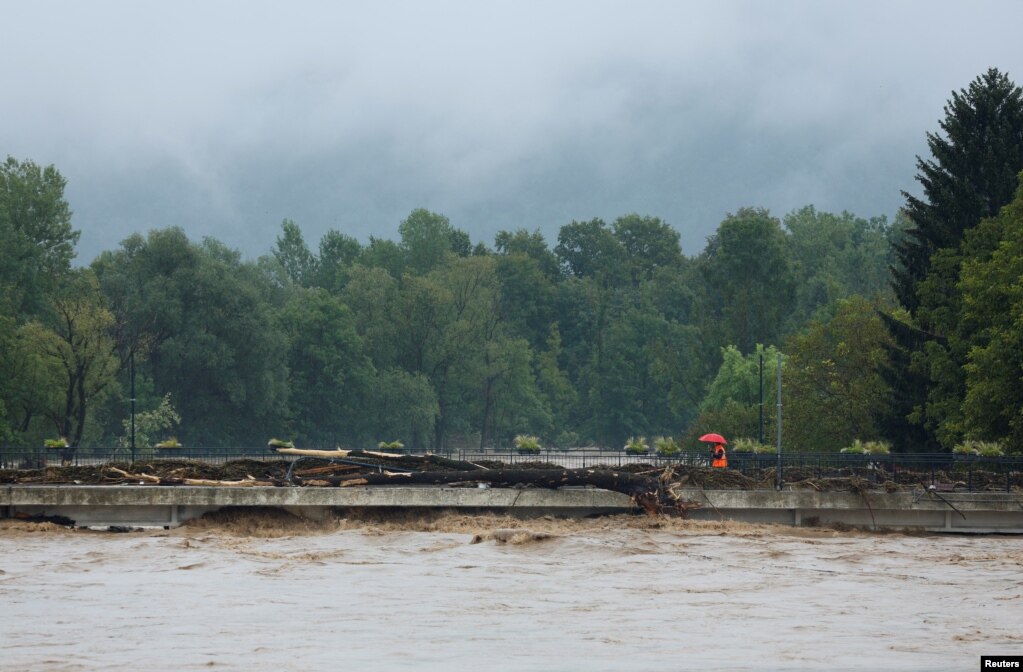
[2,69,1022,455]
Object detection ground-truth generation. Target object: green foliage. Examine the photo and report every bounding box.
[119,393,181,451]
[783,206,893,324]
[399,208,471,275]
[953,440,1004,457]
[25,270,120,448]
[840,440,866,454]
[554,218,626,282]
[959,181,1023,453]
[0,156,79,319]
[10,99,1022,457]
[155,437,181,449]
[514,434,541,453]
[654,436,679,456]
[624,436,649,455]
[711,207,795,352]
[884,68,1023,453]
[840,440,888,455]
[281,288,374,447]
[377,440,404,451]
[93,227,290,446]
[700,344,782,413]
[683,400,763,451]
[782,297,893,452]
[731,437,775,454]
[267,438,294,449]
[612,214,682,284]
[272,219,317,287]
[863,440,891,455]
[44,437,69,448]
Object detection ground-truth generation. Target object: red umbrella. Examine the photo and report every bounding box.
[698,433,727,444]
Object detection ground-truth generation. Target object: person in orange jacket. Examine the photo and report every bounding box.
[711,442,728,468]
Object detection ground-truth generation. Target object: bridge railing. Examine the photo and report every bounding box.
[1,445,1019,492]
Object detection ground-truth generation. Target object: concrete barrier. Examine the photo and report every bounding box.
[678,488,1023,533]
[3,485,1021,532]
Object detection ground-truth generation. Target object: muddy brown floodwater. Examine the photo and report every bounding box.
[1,511,1021,671]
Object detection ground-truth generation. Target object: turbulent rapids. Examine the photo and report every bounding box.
[1,509,1021,671]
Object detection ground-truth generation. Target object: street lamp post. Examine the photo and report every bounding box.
[130,349,136,464]
[776,352,783,490]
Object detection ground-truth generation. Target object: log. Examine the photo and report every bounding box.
[274,448,487,472]
[307,467,696,515]
[275,447,395,459]
[181,478,275,487]
[108,467,161,484]
[293,463,361,477]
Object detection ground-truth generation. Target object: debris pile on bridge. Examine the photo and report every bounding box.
[1,447,1016,516]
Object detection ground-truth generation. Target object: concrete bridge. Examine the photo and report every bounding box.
[3,485,1022,533]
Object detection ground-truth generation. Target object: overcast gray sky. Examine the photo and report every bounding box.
[4,1,1022,262]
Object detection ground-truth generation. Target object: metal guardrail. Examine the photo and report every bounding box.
[1,446,1019,492]
[454,450,1022,493]
[0,446,275,469]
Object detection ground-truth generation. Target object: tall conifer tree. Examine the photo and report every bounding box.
[883,68,1023,451]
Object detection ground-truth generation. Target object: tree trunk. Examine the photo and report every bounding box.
[303,467,694,516]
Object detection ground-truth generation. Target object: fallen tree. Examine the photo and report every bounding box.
[273,448,487,472]
[294,466,698,516]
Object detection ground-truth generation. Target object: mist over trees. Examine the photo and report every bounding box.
[2,68,1022,455]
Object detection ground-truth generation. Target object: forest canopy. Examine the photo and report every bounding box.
[2,68,1022,456]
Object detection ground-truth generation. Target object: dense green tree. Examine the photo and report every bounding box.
[884,69,1023,451]
[686,344,781,448]
[22,270,119,448]
[612,214,683,284]
[554,218,626,284]
[493,252,556,349]
[0,315,15,443]
[116,393,180,454]
[893,68,1023,313]
[534,324,577,443]
[94,229,289,446]
[340,265,399,368]
[710,208,795,352]
[280,288,374,447]
[699,344,782,415]
[782,297,893,452]
[0,156,79,319]
[783,206,892,324]
[958,179,1023,452]
[364,368,438,447]
[361,236,406,278]
[494,228,561,280]
[314,229,362,292]
[399,208,471,275]
[271,219,317,287]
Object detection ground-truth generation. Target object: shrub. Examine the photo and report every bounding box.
[732,437,759,452]
[514,435,541,453]
[840,440,866,454]
[624,436,649,455]
[155,437,182,449]
[267,438,295,450]
[862,440,891,455]
[733,437,775,454]
[954,440,1004,457]
[654,436,680,456]
[377,440,404,451]
[44,437,69,449]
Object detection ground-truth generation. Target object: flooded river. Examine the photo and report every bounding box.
[1,511,1020,671]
